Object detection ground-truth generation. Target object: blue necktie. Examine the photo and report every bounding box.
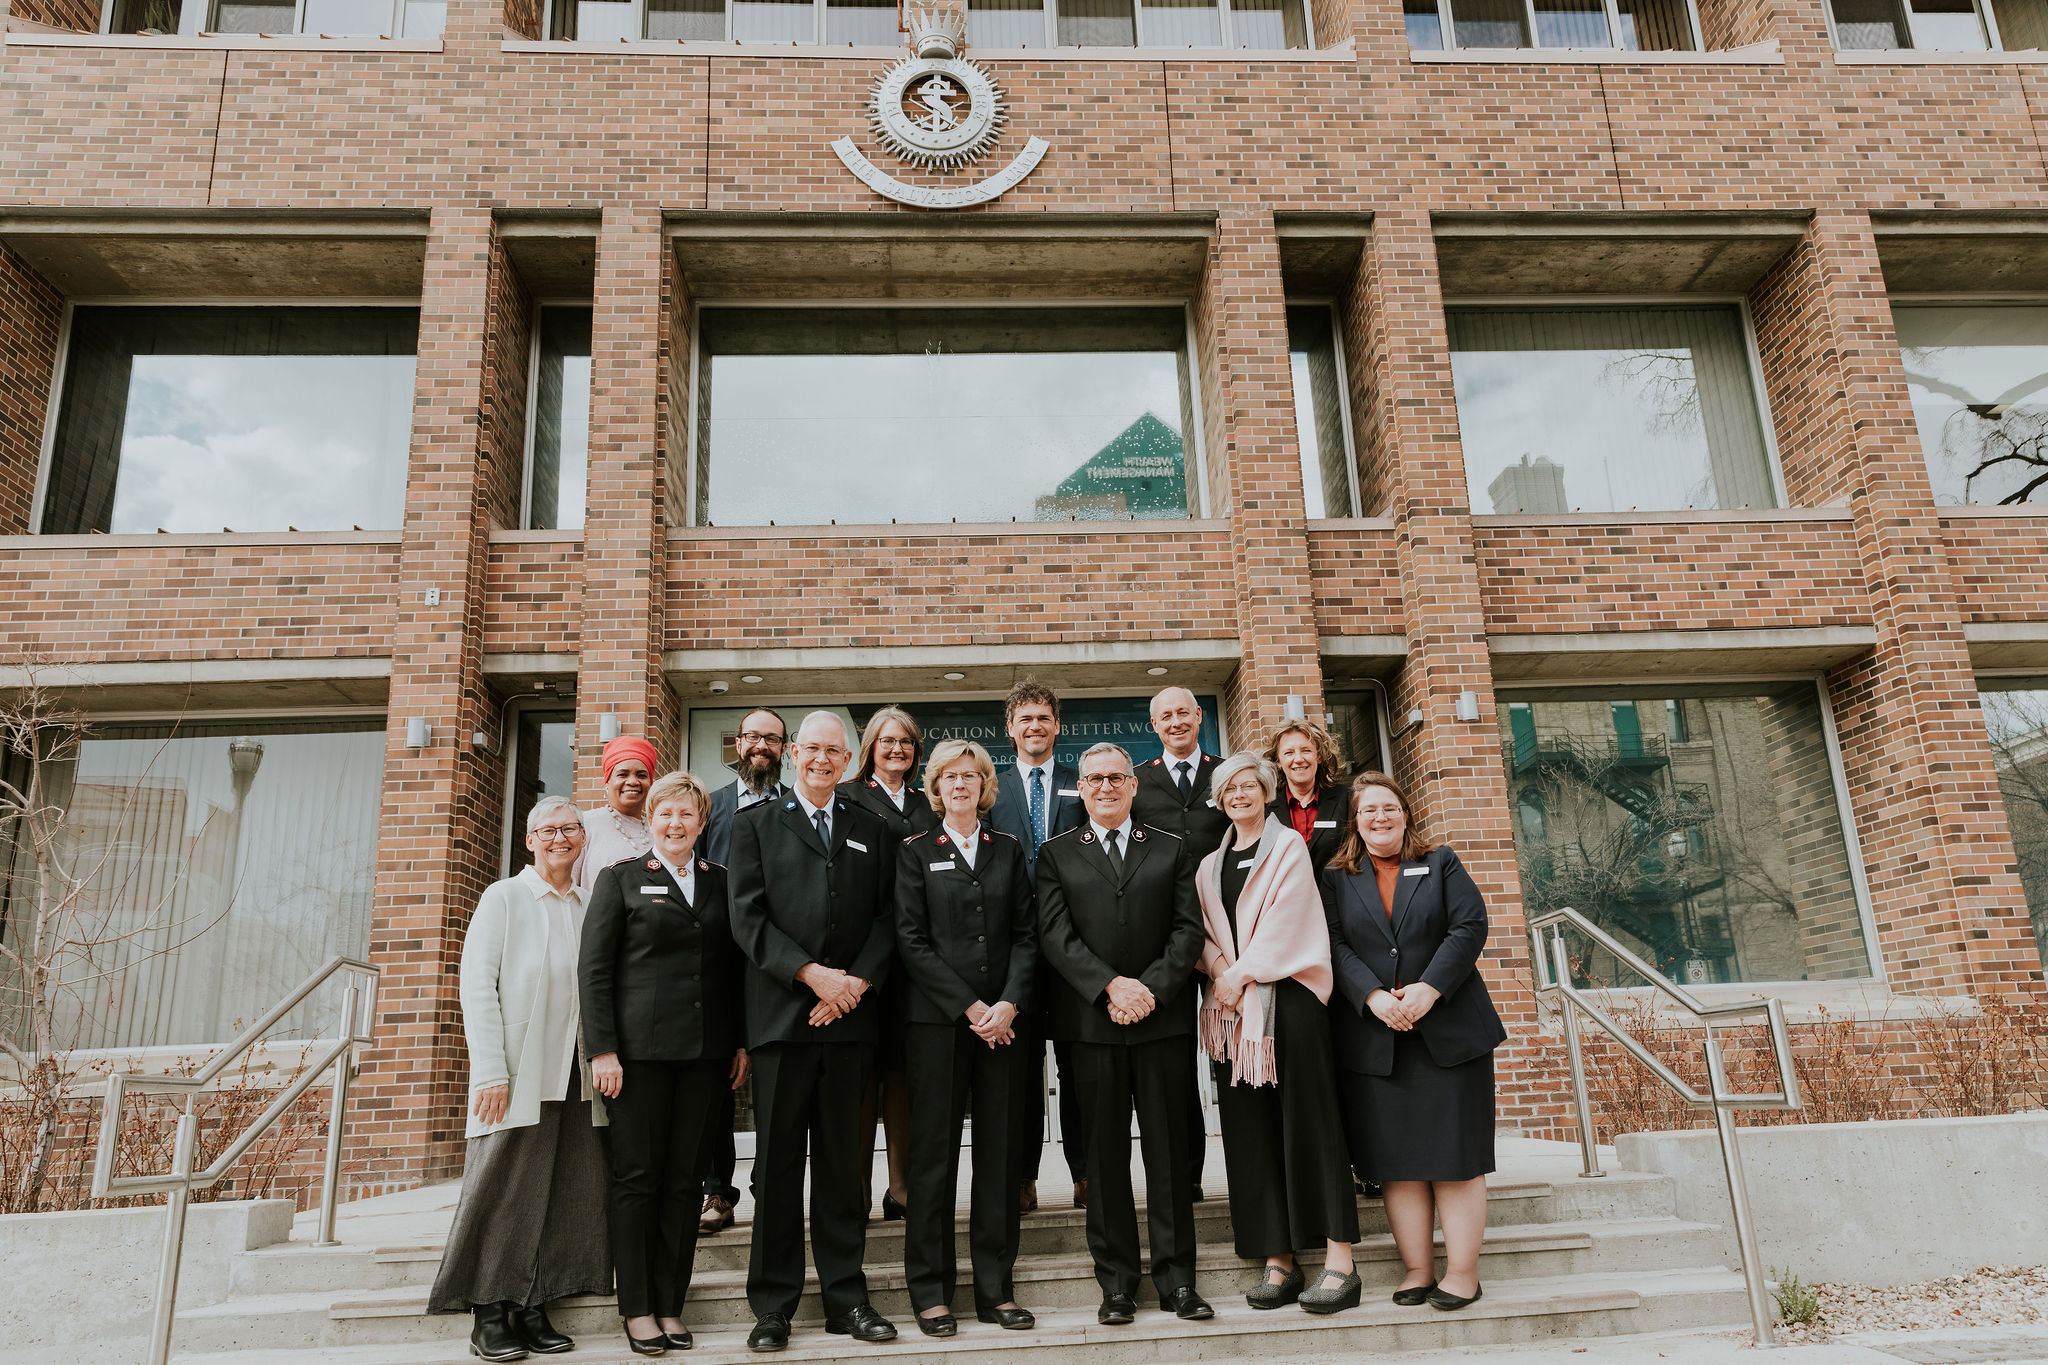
[1028,767,1047,855]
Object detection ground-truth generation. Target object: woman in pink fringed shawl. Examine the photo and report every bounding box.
[1195,752,1363,1315]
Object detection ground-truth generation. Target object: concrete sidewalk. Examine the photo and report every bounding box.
[1249,1324,2048,1364]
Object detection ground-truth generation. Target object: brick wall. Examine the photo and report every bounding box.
[0,243,60,536]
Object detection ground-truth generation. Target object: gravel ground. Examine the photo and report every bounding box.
[1779,1266,2048,1344]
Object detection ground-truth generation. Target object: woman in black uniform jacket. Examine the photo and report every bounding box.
[1320,771,1506,1314]
[1263,719,1350,875]
[581,771,747,1355]
[840,705,939,1221]
[892,738,1038,1337]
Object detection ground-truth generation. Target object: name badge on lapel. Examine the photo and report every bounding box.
[638,885,667,895]
[1313,820,1338,829]
[1235,858,1256,870]
[1403,865,1430,877]
[929,860,956,872]
[848,839,869,853]
[1057,787,1079,799]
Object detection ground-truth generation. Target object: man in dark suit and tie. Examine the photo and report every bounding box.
[1129,685,1227,1201]
[696,705,787,1235]
[985,679,1087,1214]
[1036,741,1213,1326]
[728,711,899,1351]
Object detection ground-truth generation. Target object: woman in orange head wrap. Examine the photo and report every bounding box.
[579,735,659,892]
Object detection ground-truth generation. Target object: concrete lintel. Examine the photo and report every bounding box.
[1432,210,1811,240]
[496,213,603,238]
[0,208,430,238]
[1434,212,1809,298]
[1488,626,1876,680]
[664,211,1218,241]
[1319,635,1409,679]
[0,657,392,712]
[1966,621,2048,671]
[664,639,1239,701]
[482,652,580,676]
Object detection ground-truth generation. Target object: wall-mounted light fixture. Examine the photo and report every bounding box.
[599,712,622,743]
[1455,690,1480,723]
[1283,695,1306,721]
[405,717,431,749]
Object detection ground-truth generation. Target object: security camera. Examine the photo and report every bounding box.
[709,680,730,695]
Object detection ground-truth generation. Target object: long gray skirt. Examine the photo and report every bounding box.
[428,1084,613,1313]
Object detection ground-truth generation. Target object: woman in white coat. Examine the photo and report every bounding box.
[430,796,611,1362]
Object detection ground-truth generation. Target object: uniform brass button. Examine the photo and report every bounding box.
[976,935,985,943]
[978,966,988,974]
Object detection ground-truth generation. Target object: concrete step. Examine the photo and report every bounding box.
[173,1215,1727,1352]
[172,1266,1753,1365]
[225,1171,1680,1297]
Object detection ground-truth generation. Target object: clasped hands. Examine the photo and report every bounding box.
[1367,981,1441,1031]
[1105,976,1156,1026]
[797,962,870,1027]
[964,999,1019,1047]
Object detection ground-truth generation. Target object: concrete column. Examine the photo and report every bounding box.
[1751,212,2040,1000]
[356,206,503,1191]
[576,205,671,799]
[1199,209,1326,751]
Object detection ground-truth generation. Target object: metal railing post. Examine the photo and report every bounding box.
[313,984,358,1248]
[1705,1037,1777,1348]
[146,1112,199,1365]
[1548,929,1605,1178]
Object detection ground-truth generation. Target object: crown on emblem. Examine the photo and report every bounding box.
[904,2,965,58]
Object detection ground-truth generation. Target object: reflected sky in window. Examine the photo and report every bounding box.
[704,348,1189,525]
[109,352,414,533]
[1895,305,2048,506]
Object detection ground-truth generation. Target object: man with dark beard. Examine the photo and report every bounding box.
[697,706,788,1234]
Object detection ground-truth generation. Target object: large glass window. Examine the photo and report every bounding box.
[1406,0,1699,48]
[200,0,443,34]
[1893,305,2048,507]
[0,718,385,1050]
[506,708,576,875]
[527,307,591,531]
[41,307,417,536]
[693,306,1200,527]
[1449,306,1777,515]
[1829,0,2048,46]
[1501,684,1873,986]
[1288,304,1358,518]
[1981,681,2048,972]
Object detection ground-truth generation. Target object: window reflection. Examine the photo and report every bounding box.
[42,307,416,536]
[529,307,591,531]
[1894,304,2048,507]
[695,307,1197,526]
[1287,304,1356,518]
[1448,306,1775,515]
[1981,682,2048,972]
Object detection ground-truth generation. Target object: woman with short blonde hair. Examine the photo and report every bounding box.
[1264,719,1350,875]
[922,738,998,814]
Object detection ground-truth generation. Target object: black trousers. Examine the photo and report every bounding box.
[1214,980,1361,1258]
[1070,1036,1199,1299]
[903,1023,1025,1314]
[607,1057,724,1319]
[746,1041,874,1320]
[1015,1015,1088,1183]
[700,1085,740,1205]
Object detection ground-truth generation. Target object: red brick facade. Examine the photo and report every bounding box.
[4,0,2046,1197]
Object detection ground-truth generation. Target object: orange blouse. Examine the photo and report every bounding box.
[1370,853,1401,922]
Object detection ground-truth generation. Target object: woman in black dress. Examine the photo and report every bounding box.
[1197,753,1361,1313]
[893,738,1037,1336]
[1320,771,1507,1313]
[839,705,938,1220]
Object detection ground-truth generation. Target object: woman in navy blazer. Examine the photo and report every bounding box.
[1320,771,1506,1314]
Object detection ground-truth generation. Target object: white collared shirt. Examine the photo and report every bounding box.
[873,777,907,812]
[736,780,783,812]
[1090,816,1136,853]
[945,819,981,870]
[1016,754,1057,793]
[515,865,587,1103]
[651,847,696,907]
[794,787,835,842]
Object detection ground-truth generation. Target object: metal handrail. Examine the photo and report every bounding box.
[89,956,379,1365]
[1528,908,1801,1349]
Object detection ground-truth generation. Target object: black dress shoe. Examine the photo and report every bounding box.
[914,1312,957,1337]
[881,1191,908,1221]
[977,1306,1036,1330]
[1098,1293,1137,1325]
[1164,1287,1215,1321]
[511,1305,573,1354]
[1427,1283,1483,1312]
[1392,1282,1437,1306]
[747,1314,790,1352]
[470,1303,529,1362]
[825,1304,899,1342]
[664,1330,694,1350]
[626,1332,667,1356]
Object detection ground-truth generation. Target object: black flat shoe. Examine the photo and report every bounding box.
[1428,1283,1483,1312]
[1392,1282,1437,1306]
[470,1303,528,1362]
[664,1330,694,1350]
[1098,1293,1137,1325]
[626,1333,667,1356]
[511,1305,573,1354]
[977,1306,1036,1330]
[747,1314,790,1352]
[825,1304,899,1343]
[881,1191,908,1221]
[1164,1287,1215,1321]
[914,1312,957,1337]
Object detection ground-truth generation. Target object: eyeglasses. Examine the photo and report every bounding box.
[531,824,584,842]
[795,743,850,760]
[737,731,785,747]
[1357,803,1405,816]
[1078,773,1133,789]
[874,737,918,750]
